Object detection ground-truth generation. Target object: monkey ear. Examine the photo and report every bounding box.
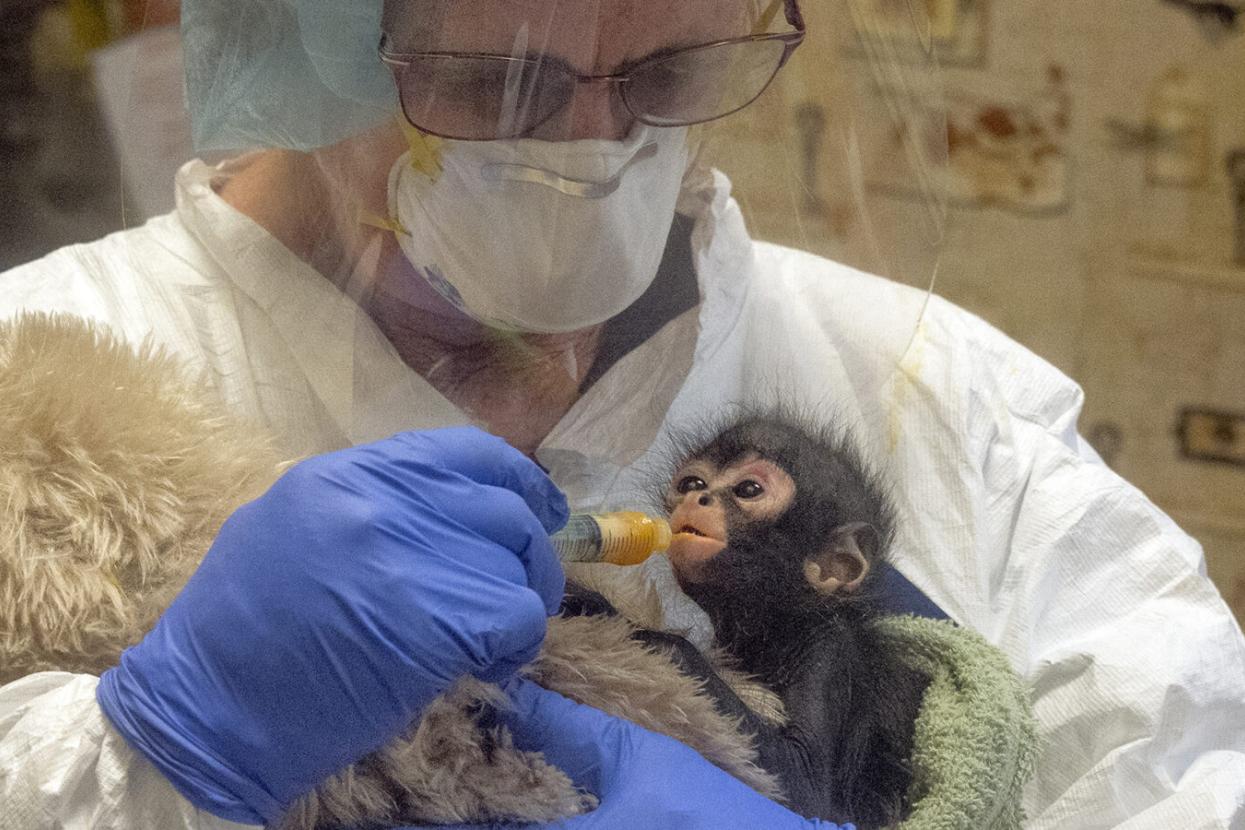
[803,522,875,595]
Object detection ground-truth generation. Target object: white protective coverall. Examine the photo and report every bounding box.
[1,157,1244,829]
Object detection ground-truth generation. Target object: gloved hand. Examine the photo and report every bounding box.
[96,427,568,826]
[399,679,852,830]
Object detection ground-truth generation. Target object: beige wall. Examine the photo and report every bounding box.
[710,0,1245,625]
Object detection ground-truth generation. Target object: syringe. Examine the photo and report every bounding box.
[550,511,672,566]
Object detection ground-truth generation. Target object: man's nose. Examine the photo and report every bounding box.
[533,78,634,141]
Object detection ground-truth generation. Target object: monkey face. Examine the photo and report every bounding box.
[664,452,796,585]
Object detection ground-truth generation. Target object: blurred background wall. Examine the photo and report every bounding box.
[2,0,1243,624]
[0,0,183,269]
[717,0,1245,626]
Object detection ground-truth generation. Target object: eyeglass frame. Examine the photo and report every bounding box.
[378,0,806,141]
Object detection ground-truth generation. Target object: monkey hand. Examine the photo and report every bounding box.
[437,679,856,830]
[96,427,568,826]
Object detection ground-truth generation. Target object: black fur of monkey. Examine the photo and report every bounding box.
[567,413,930,828]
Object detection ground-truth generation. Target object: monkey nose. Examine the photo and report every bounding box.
[697,493,712,506]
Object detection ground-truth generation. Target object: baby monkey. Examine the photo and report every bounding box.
[573,414,931,827]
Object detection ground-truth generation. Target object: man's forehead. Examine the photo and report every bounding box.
[387,0,761,64]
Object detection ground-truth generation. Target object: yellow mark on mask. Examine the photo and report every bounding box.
[400,119,445,180]
[358,209,408,236]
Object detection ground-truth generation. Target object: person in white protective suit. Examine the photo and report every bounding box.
[2,0,1245,828]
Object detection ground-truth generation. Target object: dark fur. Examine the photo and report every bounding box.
[637,411,929,827]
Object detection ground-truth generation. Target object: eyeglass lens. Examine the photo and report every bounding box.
[394,38,792,140]
[622,39,790,127]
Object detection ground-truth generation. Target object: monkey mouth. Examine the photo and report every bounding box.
[668,525,727,583]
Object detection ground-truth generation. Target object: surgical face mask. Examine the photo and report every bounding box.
[386,124,690,333]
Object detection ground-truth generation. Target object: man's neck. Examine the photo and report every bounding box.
[367,292,605,454]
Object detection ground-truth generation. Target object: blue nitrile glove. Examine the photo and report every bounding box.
[397,679,853,830]
[96,427,568,826]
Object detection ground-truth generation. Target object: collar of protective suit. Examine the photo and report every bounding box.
[1,156,1243,827]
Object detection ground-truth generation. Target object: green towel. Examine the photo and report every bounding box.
[877,616,1039,830]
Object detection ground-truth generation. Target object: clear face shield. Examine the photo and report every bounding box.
[100,0,946,508]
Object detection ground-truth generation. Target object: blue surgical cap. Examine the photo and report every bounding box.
[181,0,396,151]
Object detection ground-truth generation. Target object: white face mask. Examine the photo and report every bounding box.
[386,125,690,333]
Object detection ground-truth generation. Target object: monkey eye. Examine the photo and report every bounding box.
[676,475,708,494]
[733,479,764,499]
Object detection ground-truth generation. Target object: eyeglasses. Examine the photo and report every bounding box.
[379,0,805,141]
